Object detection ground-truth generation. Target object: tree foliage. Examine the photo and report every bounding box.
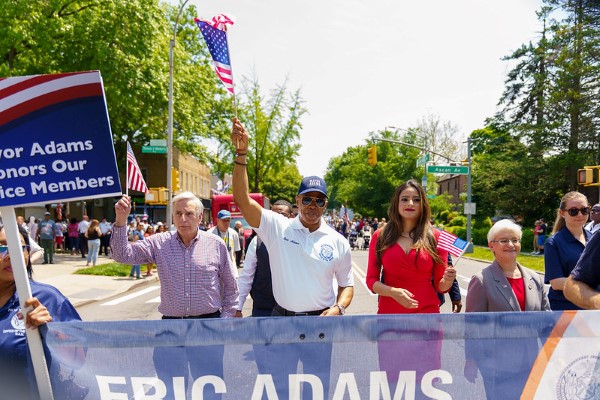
[0,0,233,171]
[482,0,600,225]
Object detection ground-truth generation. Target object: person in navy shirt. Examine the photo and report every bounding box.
[544,191,592,310]
[564,226,600,309]
[0,224,82,399]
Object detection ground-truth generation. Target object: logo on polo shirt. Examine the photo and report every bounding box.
[319,244,334,261]
[11,313,25,330]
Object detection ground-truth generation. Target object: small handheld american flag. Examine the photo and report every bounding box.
[437,230,468,258]
[194,15,235,94]
[126,142,148,194]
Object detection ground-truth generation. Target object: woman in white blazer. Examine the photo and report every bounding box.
[464,219,550,399]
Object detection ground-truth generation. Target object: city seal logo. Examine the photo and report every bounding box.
[319,244,334,261]
[556,354,600,400]
[11,313,25,330]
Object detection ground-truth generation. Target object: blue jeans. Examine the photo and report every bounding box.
[129,265,141,278]
[86,239,100,265]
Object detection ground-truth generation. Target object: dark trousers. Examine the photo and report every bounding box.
[78,233,88,257]
[100,234,111,255]
[40,239,54,263]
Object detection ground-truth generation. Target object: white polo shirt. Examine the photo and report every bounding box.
[254,210,353,312]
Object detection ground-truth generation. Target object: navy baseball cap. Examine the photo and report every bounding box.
[297,176,328,197]
[217,210,231,219]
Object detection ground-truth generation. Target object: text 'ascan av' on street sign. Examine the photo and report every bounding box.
[427,165,469,175]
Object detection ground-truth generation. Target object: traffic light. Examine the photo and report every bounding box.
[578,168,594,185]
[367,144,377,166]
[171,167,180,191]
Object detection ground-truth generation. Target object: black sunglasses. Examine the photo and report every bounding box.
[300,196,326,208]
[565,207,590,217]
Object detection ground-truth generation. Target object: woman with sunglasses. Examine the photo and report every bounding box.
[0,225,82,399]
[544,191,592,310]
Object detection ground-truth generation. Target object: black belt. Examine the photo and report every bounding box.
[162,311,221,319]
[274,304,327,317]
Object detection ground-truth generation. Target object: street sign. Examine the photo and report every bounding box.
[142,145,167,154]
[150,139,167,147]
[416,153,430,167]
[427,194,435,199]
[464,202,476,215]
[427,165,469,175]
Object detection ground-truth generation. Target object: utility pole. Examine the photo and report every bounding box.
[465,137,476,253]
[167,0,190,228]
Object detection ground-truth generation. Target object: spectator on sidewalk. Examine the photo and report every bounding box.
[85,219,102,267]
[234,220,245,268]
[78,215,90,259]
[584,203,600,235]
[67,217,80,255]
[37,211,56,264]
[99,217,112,256]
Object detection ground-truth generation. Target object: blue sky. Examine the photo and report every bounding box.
[183,0,543,177]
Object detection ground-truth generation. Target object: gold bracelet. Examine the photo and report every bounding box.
[234,160,247,166]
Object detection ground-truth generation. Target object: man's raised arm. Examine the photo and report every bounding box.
[231,117,263,228]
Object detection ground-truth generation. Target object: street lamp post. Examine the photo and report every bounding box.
[464,137,476,253]
[167,0,190,228]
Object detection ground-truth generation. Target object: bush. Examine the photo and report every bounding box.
[439,210,450,223]
[472,227,489,246]
[521,229,534,252]
[474,217,492,230]
[448,215,466,227]
[446,226,466,240]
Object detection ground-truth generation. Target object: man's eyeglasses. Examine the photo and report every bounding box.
[491,239,521,246]
[300,196,327,208]
[565,207,590,217]
[0,245,30,258]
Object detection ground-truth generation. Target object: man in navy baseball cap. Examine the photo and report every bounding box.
[297,176,328,198]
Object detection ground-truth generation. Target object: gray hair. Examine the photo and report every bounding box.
[487,219,522,242]
[171,191,203,217]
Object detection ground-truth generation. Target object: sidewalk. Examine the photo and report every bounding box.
[31,252,158,308]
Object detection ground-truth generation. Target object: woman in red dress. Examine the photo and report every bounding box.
[366,180,457,397]
[366,180,456,312]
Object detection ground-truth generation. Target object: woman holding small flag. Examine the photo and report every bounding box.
[366,179,456,314]
[366,180,456,398]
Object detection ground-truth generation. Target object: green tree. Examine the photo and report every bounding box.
[0,1,233,170]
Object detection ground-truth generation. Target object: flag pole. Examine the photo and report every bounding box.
[125,142,129,198]
[224,25,237,118]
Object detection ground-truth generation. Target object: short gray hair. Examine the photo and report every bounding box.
[487,219,522,242]
[171,191,203,217]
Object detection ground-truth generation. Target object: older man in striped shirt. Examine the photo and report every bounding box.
[111,191,238,399]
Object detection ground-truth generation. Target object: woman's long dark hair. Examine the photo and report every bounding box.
[0,225,33,279]
[375,179,442,266]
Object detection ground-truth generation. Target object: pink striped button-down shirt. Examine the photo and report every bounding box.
[111,225,238,317]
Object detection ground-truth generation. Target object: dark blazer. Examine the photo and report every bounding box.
[466,261,550,312]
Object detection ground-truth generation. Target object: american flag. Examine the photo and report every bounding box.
[194,15,235,94]
[126,142,148,193]
[437,230,468,258]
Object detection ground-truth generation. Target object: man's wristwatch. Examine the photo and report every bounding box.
[334,304,346,315]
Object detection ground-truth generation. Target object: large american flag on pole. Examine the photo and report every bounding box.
[126,142,148,193]
[194,15,235,94]
[437,230,468,258]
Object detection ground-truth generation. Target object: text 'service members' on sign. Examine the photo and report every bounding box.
[0,71,121,207]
